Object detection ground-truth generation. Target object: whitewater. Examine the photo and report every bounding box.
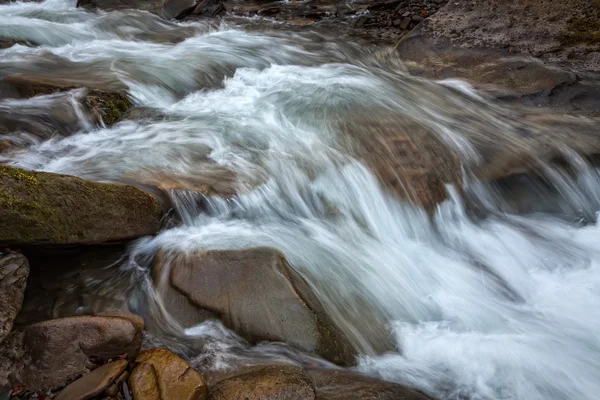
[1,0,600,399]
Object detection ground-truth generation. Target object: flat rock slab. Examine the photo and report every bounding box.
[55,360,128,400]
[0,166,162,246]
[0,251,29,344]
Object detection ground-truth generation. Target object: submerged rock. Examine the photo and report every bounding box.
[155,248,357,366]
[0,166,163,245]
[338,113,462,210]
[130,348,208,400]
[208,364,316,400]
[308,369,431,400]
[0,315,142,390]
[1,75,131,126]
[55,360,129,400]
[0,251,28,344]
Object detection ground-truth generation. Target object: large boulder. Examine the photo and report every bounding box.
[395,0,600,117]
[129,348,208,400]
[155,248,356,366]
[0,251,29,344]
[0,315,142,390]
[0,166,163,246]
[308,369,431,400]
[208,364,316,400]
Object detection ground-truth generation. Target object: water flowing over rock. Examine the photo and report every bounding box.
[0,315,142,390]
[155,248,357,366]
[1,75,132,126]
[338,112,462,210]
[0,251,28,344]
[2,1,600,399]
[0,166,163,246]
[130,348,208,400]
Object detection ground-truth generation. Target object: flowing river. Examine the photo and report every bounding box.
[2,1,600,399]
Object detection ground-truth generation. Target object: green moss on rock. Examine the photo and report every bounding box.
[0,166,163,245]
[85,91,132,126]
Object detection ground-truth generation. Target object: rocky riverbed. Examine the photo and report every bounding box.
[1,0,600,399]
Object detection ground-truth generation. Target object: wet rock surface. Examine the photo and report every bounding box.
[159,248,357,366]
[54,360,128,400]
[308,369,431,400]
[208,364,316,400]
[0,315,142,390]
[0,252,28,344]
[0,166,163,246]
[130,348,208,400]
[1,75,132,126]
[395,0,600,117]
[338,112,462,210]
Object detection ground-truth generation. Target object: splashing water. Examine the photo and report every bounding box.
[2,1,600,399]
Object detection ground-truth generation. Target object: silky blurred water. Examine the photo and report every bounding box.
[2,1,600,399]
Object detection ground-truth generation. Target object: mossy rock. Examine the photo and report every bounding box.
[0,166,163,245]
[2,75,131,126]
[84,91,132,126]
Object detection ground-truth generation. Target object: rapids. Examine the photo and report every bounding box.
[2,1,600,399]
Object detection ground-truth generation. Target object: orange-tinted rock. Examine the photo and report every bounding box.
[130,362,161,400]
[132,348,207,400]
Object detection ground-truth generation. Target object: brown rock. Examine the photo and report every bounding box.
[209,364,316,400]
[189,0,225,18]
[55,360,129,400]
[162,248,356,366]
[2,75,131,126]
[162,0,196,19]
[400,17,412,29]
[337,112,462,210]
[0,251,29,344]
[132,348,207,400]
[130,362,160,400]
[395,0,600,117]
[0,315,142,390]
[97,309,145,331]
[0,166,163,246]
[76,0,163,13]
[0,140,12,153]
[308,369,432,400]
